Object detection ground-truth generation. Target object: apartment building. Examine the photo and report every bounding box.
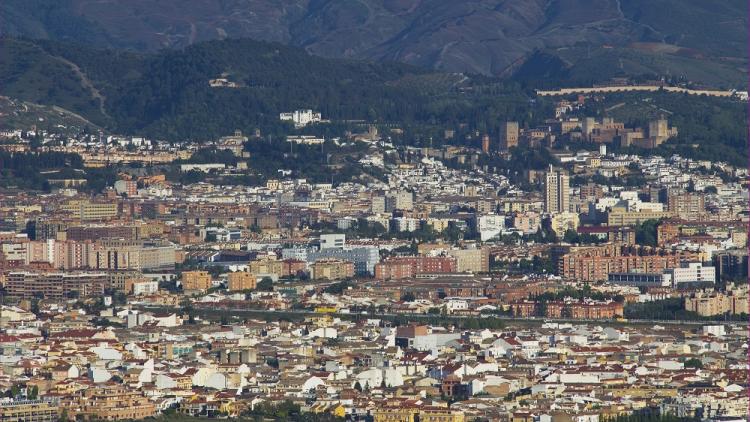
[74,384,156,420]
[5,271,107,299]
[181,271,212,291]
[60,200,118,221]
[375,256,457,280]
[227,271,256,291]
[667,194,705,219]
[0,399,59,422]
[544,167,570,214]
[310,259,355,280]
[558,245,697,282]
[447,247,490,273]
[606,207,673,226]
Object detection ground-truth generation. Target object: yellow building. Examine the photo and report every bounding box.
[248,256,284,276]
[373,408,416,422]
[74,384,156,420]
[61,200,118,221]
[374,408,464,422]
[181,270,212,291]
[501,199,542,213]
[607,207,673,226]
[0,399,59,422]
[227,271,256,291]
[420,408,465,422]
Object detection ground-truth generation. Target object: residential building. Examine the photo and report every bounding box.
[310,259,355,280]
[5,271,107,299]
[227,271,256,291]
[545,167,570,213]
[181,271,212,291]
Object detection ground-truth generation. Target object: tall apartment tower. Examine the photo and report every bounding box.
[545,166,570,213]
[499,121,519,150]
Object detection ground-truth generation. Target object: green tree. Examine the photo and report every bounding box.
[401,292,416,302]
[257,277,274,292]
[635,219,660,246]
[684,358,703,369]
[563,229,580,244]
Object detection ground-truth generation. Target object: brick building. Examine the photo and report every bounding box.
[511,299,623,319]
[5,271,107,299]
[374,256,457,280]
[558,244,697,282]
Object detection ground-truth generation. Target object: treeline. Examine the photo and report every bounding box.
[0,150,119,192]
[623,298,747,321]
[0,150,85,191]
[0,150,83,170]
[533,286,624,303]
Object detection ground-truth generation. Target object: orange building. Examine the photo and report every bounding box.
[375,256,457,280]
[511,299,623,319]
[545,300,624,319]
[227,271,256,291]
[181,270,212,290]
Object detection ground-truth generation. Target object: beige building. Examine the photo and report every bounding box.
[607,207,673,226]
[310,259,355,280]
[684,284,747,316]
[73,384,156,420]
[544,167,570,214]
[550,212,580,237]
[248,256,284,276]
[88,240,176,271]
[447,247,490,273]
[668,193,705,219]
[499,121,519,150]
[0,399,59,422]
[513,211,542,234]
[685,292,731,316]
[60,200,118,221]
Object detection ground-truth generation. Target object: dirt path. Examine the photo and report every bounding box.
[52,55,110,119]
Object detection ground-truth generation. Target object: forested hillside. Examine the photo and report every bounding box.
[0,37,538,141]
[0,37,746,165]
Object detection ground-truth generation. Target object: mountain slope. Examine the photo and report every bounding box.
[1,0,746,86]
[0,37,534,141]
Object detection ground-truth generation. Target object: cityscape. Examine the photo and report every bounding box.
[0,1,748,422]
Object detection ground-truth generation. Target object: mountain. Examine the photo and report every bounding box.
[1,0,746,87]
[0,37,535,140]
